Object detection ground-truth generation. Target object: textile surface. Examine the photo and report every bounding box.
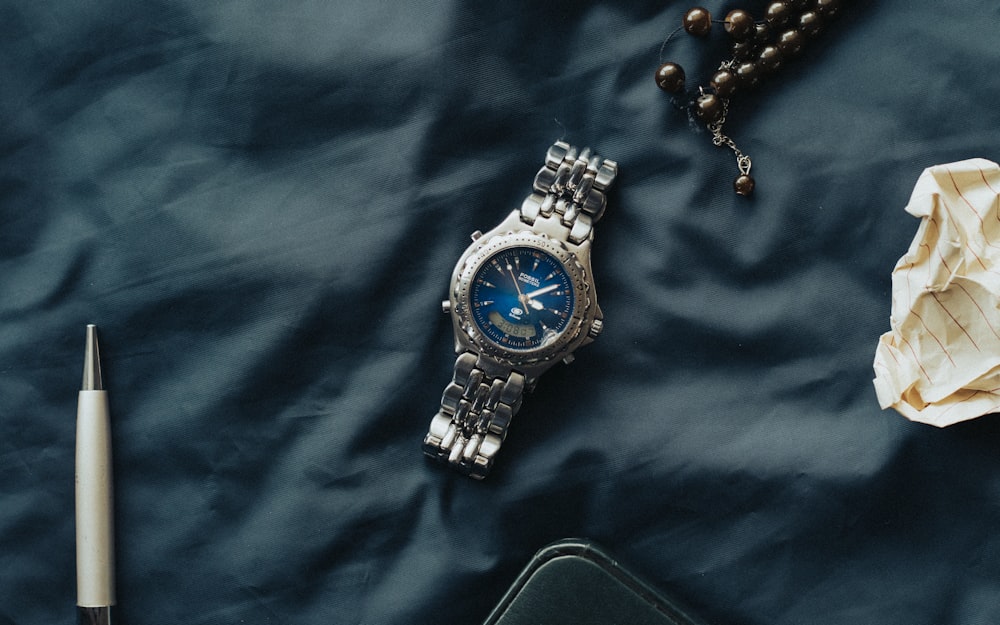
[3,2,1000,625]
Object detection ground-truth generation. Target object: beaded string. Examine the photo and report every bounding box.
[655,0,845,196]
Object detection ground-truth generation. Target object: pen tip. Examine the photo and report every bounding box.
[82,324,104,391]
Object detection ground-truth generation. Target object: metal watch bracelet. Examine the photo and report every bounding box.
[519,140,617,243]
[423,353,525,479]
[423,141,618,479]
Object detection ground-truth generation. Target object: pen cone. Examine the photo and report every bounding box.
[82,324,104,392]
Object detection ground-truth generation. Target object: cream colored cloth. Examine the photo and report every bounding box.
[873,158,1000,427]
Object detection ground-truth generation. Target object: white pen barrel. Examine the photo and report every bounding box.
[75,390,116,608]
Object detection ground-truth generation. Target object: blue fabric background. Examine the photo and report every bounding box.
[3,1,1000,624]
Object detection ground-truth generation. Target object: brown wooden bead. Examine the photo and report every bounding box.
[765,2,792,28]
[734,174,755,196]
[655,62,686,93]
[683,7,713,36]
[777,29,804,56]
[735,61,760,88]
[710,69,738,98]
[798,11,823,38]
[695,93,724,123]
[815,0,841,18]
[724,9,755,41]
[758,45,783,73]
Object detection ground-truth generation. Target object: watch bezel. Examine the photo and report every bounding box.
[452,231,593,367]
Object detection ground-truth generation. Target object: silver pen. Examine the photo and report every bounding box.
[75,324,117,625]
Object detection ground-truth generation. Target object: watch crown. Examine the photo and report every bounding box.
[441,300,451,314]
[588,318,604,339]
[562,353,576,365]
[471,230,483,241]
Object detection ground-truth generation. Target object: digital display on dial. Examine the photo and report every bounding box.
[470,246,575,351]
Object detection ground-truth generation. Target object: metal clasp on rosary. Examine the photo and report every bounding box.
[706,91,755,196]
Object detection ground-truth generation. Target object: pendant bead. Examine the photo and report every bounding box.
[765,2,792,28]
[683,7,713,37]
[758,45,783,73]
[710,69,738,98]
[735,61,760,88]
[695,93,724,123]
[655,62,687,93]
[777,29,804,56]
[798,11,824,38]
[724,10,756,42]
[814,0,841,18]
[734,174,756,196]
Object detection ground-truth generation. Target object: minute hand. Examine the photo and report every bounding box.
[524,284,559,300]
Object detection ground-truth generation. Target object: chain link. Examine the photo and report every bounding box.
[706,75,752,178]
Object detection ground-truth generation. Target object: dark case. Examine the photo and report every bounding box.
[482,539,709,625]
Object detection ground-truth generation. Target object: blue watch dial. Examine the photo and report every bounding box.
[470,246,576,351]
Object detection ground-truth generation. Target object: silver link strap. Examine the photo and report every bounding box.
[521,140,619,245]
[423,353,525,479]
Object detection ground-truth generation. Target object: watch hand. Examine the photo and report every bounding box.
[506,264,528,307]
[524,284,559,300]
[524,283,559,311]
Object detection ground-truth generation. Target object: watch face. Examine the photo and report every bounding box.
[469,246,576,351]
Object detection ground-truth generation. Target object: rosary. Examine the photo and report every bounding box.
[655,0,844,196]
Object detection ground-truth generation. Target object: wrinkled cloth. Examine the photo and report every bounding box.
[874,159,1000,426]
[4,2,1000,625]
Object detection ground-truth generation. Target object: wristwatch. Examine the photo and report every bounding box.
[423,140,618,479]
